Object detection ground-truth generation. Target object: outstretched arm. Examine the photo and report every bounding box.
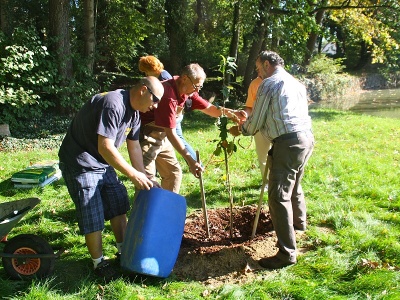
[201,105,247,123]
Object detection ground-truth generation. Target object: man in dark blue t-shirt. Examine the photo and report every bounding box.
[58,76,163,281]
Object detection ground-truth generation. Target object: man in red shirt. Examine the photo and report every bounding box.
[140,63,243,193]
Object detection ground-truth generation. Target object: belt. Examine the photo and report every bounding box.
[273,131,305,143]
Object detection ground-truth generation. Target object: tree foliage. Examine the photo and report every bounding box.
[326,0,400,69]
[0,27,57,123]
[0,0,399,129]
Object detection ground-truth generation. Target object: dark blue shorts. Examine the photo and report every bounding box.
[61,165,130,235]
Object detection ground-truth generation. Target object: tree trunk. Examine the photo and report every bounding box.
[244,28,265,89]
[194,0,203,35]
[0,0,12,36]
[243,0,271,90]
[165,0,188,74]
[226,1,241,84]
[355,40,372,70]
[84,0,96,73]
[270,19,278,51]
[303,4,327,66]
[48,0,73,111]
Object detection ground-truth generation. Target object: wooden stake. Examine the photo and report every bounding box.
[196,150,210,238]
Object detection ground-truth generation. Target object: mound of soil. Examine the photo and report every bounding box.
[173,205,281,286]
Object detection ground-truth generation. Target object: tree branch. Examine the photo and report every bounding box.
[309,4,395,16]
[267,3,395,16]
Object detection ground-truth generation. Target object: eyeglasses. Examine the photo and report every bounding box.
[187,76,203,90]
[143,84,160,103]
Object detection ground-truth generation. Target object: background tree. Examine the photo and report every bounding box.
[226,1,241,84]
[165,0,189,74]
[83,0,95,74]
[242,0,272,89]
[48,0,73,83]
[303,1,328,66]
[0,0,399,128]
[0,0,11,36]
[95,0,148,73]
[327,0,400,70]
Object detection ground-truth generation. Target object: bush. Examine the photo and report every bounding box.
[55,58,101,113]
[302,54,360,102]
[305,73,360,102]
[307,54,344,75]
[0,27,58,126]
[0,27,105,135]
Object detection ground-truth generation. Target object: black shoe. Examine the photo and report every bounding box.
[258,255,296,269]
[94,259,120,282]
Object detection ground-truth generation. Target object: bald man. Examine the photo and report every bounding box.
[58,76,164,281]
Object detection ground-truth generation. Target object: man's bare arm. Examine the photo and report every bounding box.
[98,135,153,190]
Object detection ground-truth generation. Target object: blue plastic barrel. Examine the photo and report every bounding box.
[121,188,187,278]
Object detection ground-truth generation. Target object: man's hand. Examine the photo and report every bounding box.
[151,180,161,188]
[234,110,247,124]
[99,136,155,190]
[225,109,247,124]
[129,170,154,190]
[187,158,204,178]
[229,125,242,137]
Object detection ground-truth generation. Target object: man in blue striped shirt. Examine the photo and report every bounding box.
[231,50,315,269]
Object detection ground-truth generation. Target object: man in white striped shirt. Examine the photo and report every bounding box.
[231,50,314,269]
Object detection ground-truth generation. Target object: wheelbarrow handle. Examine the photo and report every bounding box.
[0,206,31,223]
[0,247,65,259]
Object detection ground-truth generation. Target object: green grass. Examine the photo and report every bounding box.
[0,109,399,299]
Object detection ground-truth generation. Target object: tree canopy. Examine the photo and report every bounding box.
[0,0,399,124]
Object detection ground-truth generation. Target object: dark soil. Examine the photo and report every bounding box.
[173,205,282,285]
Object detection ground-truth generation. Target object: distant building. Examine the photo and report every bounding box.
[321,42,337,55]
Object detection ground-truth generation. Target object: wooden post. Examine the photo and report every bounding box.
[196,150,210,238]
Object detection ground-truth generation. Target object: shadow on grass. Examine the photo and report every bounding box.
[122,271,171,286]
[185,183,266,210]
[309,108,350,121]
[181,110,217,132]
[47,257,101,292]
[0,272,31,298]
[0,255,169,296]
[56,255,173,290]
[0,178,65,198]
[0,179,18,197]
[0,257,91,295]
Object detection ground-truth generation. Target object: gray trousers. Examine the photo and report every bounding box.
[267,130,314,263]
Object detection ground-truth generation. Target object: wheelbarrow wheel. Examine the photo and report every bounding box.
[2,234,55,280]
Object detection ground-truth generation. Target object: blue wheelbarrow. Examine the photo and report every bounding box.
[0,198,63,279]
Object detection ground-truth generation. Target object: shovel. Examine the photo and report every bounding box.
[196,150,210,238]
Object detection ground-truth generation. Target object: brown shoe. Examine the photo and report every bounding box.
[258,255,296,269]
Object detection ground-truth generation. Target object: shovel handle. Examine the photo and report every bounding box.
[251,156,269,239]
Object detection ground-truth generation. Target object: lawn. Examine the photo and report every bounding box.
[0,108,399,299]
